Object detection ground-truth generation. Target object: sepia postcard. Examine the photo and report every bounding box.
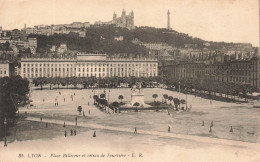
[0,0,260,162]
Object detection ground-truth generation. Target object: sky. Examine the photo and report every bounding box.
[0,0,259,46]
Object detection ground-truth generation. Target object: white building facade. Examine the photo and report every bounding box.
[0,61,9,77]
[20,54,158,79]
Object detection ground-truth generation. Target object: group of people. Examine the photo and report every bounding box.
[53,91,77,107]
[64,129,77,137]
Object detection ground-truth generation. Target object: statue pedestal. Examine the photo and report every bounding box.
[131,93,145,107]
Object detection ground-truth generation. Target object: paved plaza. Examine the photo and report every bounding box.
[1,88,260,162]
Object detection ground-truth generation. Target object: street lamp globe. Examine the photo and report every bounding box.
[4,117,7,125]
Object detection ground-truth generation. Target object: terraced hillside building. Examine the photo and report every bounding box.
[20,54,158,79]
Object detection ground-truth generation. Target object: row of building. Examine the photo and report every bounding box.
[21,10,135,37]
[164,58,260,89]
[20,53,158,79]
[25,23,88,37]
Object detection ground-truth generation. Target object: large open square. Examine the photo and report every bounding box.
[1,87,260,162]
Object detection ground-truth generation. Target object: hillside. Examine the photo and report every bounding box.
[28,25,252,55]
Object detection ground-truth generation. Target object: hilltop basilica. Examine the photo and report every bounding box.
[95,10,135,30]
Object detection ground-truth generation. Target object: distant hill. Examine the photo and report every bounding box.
[28,25,252,55]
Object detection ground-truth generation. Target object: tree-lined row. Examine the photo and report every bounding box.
[152,94,186,110]
[164,77,258,102]
[33,76,163,90]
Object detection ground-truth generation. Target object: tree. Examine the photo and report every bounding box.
[118,95,124,103]
[180,99,186,108]
[100,93,105,99]
[77,106,82,115]
[173,98,180,110]
[168,96,173,105]
[93,95,98,104]
[152,94,158,103]
[133,102,140,109]
[71,77,78,89]
[112,101,119,108]
[111,101,119,113]
[0,76,29,119]
[163,94,168,104]
[33,77,47,90]
[54,77,61,89]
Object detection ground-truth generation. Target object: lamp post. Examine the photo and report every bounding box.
[185,88,188,110]
[4,117,7,147]
[93,87,96,105]
[103,88,107,112]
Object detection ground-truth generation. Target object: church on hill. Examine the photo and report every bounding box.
[95,10,135,30]
[112,9,135,29]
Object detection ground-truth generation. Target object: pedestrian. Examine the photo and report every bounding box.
[230,126,233,132]
[134,127,137,134]
[83,111,85,117]
[88,102,89,106]
[65,130,67,137]
[46,123,48,128]
[209,127,212,133]
[55,102,56,107]
[74,130,76,136]
[168,126,170,132]
[43,98,45,102]
[40,117,42,121]
[89,110,90,115]
[63,122,66,127]
[64,98,65,102]
[75,117,77,126]
[93,131,96,137]
[71,129,73,136]
[74,93,75,96]
[202,121,204,126]
[210,121,213,127]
